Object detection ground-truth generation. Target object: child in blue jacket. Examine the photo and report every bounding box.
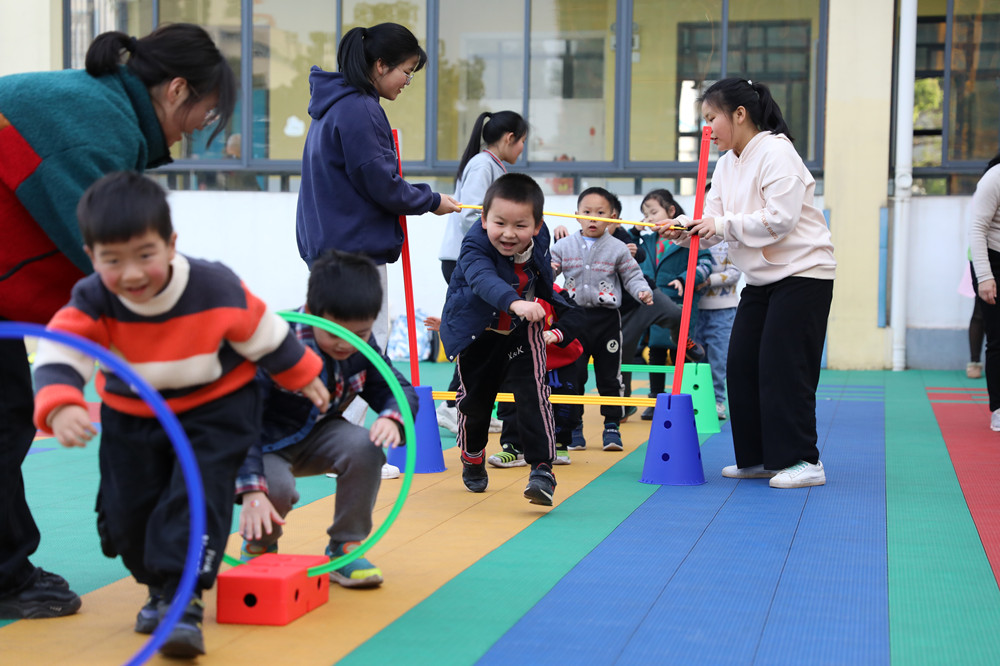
[236,250,418,589]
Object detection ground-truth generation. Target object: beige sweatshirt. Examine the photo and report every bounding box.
[968,164,1000,284]
[703,131,836,287]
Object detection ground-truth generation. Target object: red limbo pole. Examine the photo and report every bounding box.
[671,125,713,394]
[392,129,420,385]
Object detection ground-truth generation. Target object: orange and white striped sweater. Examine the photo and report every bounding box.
[33,253,321,431]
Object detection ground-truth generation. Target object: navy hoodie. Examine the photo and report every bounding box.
[295,67,441,265]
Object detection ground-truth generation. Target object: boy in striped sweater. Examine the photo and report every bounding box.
[32,172,328,659]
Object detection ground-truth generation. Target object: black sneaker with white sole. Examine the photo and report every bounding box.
[524,464,557,506]
[461,453,489,492]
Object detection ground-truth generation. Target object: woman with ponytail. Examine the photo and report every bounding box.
[659,78,836,489]
[0,22,233,627]
[296,22,460,348]
[433,110,527,434]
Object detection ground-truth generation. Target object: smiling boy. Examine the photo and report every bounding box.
[440,173,580,506]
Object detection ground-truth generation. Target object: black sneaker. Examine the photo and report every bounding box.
[622,405,638,422]
[640,406,656,420]
[461,453,489,493]
[157,595,206,659]
[524,464,557,506]
[0,568,81,619]
[134,587,162,634]
[567,425,586,450]
[602,424,624,451]
[685,339,707,363]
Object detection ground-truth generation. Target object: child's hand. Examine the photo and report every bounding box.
[239,491,285,541]
[370,417,402,448]
[657,218,687,240]
[638,290,654,305]
[434,194,461,215]
[424,315,441,332]
[668,279,684,297]
[510,300,546,322]
[553,225,569,240]
[543,330,558,345]
[626,243,638,257]
[300,377,330,413]
[49,405,97,448]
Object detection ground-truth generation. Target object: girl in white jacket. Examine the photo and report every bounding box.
[661,78,836,489]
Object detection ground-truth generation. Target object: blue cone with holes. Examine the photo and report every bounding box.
[386,385,446,473]
[640,392,705,485]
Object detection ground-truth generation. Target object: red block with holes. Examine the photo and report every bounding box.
[216,553,329,625]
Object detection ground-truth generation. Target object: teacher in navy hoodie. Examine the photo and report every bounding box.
[296,22,459,348]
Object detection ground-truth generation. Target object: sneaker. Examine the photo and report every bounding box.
[968,361,983,379]
[992,409,1000,432]
[381,462,401,479]
[721,463,777,479]
[240,540,278,563]
[716,402,727,420]
[327,541,383,588]
[567,425,586,450]
[686,339,707,363]
[461,452,489,492]
[554,445,571,465]
[602,424,624,451]
[0,568,81,619]
[157,595,205,659]
[134,587,162,634]
[622,405,637,422]
[769,461,826,489]
[524,464,557,506]
[489,416,503,433]
[436,402,459,433]
[640,406,655,421]
[488,442,526,468]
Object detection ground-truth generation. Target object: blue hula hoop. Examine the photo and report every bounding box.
[0,322,205,666]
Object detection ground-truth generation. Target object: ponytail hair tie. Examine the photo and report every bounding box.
[126,36,138,54]
[361,27,368,38]
[747,79,753,86]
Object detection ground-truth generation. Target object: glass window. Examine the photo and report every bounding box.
[528,0,616,163]
[160,1,242,163]
[67,0,153,69]
[251,2,336,162]
[437,0,525,163]
[948,2,1000,162]
[342,0,428,162]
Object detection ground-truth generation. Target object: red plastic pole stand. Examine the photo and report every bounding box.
[392,129,421,386]
[672,125,713,394]
[217,553,330,625]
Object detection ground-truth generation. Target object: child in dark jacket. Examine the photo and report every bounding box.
[237,250,418,589]
[440,173,581,506]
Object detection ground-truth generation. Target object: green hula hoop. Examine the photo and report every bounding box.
[222,310,416,577]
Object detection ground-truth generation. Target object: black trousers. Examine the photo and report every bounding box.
[498,361,583,447]
[971,251,1000,411]
[98,381,260,598]
[0,336,42,594]
[455,323,555,467]
[621,290,682,396]
[727,277,833,470]
[576,307,625,424]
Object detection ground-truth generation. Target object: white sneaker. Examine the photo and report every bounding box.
[968,362,983,379]
[436,402,458,433]
[721,463,776,479]
[381,462,400,479]
[769,460,825,488]
[489,417,502,433]
[716,402,727,420]
[991,409,1000,432]
[553,448,571,465]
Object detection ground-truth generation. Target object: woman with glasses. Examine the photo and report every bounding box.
[296,22,460,352]
[0,22,234,628]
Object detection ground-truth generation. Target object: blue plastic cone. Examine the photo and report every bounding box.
[386,385,446,473]
[640,392,705,486]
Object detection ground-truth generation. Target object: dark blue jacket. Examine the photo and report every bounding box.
[440,223,581,360]
[295,68,440,265]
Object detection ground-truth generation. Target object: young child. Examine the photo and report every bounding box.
[440,173,580,505]
[236,249,418,588]
[694,231,741,420]
[436,109,528,434]
[637,189,714,419]
[662,78,836,488]
[31,172,328,659]
[551,187,653,451]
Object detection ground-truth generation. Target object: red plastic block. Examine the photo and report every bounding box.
[217,553,329,625]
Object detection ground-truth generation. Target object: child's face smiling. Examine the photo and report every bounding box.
[577,193,614,238]
[312,315,376,361]
[85,229,176,304]
[482,198,540,256]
